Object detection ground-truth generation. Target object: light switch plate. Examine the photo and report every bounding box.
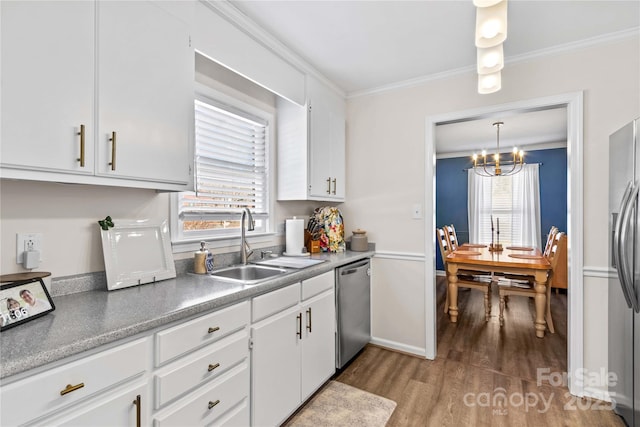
[16,233,43,263]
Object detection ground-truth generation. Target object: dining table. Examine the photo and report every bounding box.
[446,244,552,338]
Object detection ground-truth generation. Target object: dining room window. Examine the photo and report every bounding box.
[468,163,541,248]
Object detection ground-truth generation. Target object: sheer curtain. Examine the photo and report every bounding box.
[468,164,541,248]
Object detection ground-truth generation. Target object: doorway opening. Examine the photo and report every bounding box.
[424,92,584,397]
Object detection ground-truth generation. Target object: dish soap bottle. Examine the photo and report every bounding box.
[194,241,208,274]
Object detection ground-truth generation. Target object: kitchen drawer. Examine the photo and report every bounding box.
[154,329,248,408]
[252,282,300,322]
[153,361,249,427]
[0,337,149,427]
[155,301,249,366]
[301,270,334,301]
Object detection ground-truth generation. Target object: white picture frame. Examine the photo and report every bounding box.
[100,219,176,291]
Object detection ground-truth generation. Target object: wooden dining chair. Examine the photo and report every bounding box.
[437,228,493,321]
[503,225,558,283]
[543,226,559,257]
[443,224,459,250]
[497,232,567,333]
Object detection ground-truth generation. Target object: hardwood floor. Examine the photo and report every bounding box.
[332,276,623,426]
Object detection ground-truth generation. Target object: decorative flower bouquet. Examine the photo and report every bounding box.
[312,207,345,253]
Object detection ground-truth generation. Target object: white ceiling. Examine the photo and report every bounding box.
[230,0,639,95]
[228,0,639,152]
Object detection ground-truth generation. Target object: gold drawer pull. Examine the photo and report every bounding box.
[208,326,220,334]
[132,394,141,427]
[60,383,85,396]
[208,399,220,410]
[208,362,220,372]
[77,124,85,167]
[108,131,116,171]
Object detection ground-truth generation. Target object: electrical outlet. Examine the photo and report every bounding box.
[16,233,43,264]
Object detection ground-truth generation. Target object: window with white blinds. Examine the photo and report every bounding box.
[476,175,519,246]
[176,96,270,239]
[470,164,541,248]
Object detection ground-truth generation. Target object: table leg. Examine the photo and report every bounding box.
[447,264,459,323]
[534,270,548,338]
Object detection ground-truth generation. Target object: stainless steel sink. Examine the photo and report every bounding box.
[208,264,290,285]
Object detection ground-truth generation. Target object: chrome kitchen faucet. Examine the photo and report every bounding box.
[240,208,255,265]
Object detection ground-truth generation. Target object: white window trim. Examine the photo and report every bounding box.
[171,82,276,253]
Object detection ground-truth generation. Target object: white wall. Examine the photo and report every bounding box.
[343,35,639,392]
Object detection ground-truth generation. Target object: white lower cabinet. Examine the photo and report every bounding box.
[0,337,151,427]
[251,271,336,426]
[301,290,336,400]
[251,303,302,426]
[153,362,250,427]
[152,301,251,426]
[48,380,150,427]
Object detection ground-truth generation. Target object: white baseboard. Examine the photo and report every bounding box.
[580,386,613,402]
[369,336,426,358]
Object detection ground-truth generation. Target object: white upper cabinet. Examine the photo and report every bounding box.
[277,75,346,201]
[97,1,192,185]
[1,1,96,175]
[0,1,193,191]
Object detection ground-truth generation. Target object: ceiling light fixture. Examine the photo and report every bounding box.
[474,0,508,94]
[472,121,524,177]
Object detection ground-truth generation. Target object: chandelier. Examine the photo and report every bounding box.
[474,0,508,94]
[472,121,524,177]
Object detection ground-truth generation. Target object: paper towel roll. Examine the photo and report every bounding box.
[285,217,305,256]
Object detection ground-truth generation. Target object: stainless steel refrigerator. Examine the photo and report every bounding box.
[609,118,640,427]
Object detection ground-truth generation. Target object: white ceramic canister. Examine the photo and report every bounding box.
[350,229,368,251]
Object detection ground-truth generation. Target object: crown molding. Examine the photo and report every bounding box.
[348,27,640,99]
[201,0,346,99]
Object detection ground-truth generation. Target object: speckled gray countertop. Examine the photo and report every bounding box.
[0,250,373,379]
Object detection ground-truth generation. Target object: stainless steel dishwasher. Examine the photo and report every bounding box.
[336,259,371,368]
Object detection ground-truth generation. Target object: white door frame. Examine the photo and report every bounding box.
[424,91,584,397]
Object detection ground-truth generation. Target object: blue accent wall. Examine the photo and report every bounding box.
[435,148,567,271]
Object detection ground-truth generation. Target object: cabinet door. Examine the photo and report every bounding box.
[307,77,345,200]
[1,1,94,174]
[308,97,333,198]
[97,1,192,184]
[50,381,149,427]
[301,290,336,400]
[251,305,301,426]
[329,113,346,199]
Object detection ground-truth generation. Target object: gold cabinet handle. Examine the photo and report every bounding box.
[208,362,220,372]
[77,124,85,167]
[296,313,302,339]
[108,131,116,171]
[60,383,85,396]
[208,399,220,410]
[326,177,331,194]
[306,307,312,332]
[132,394,141,427]
[332,178,337,195]
[208,326,220,334]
